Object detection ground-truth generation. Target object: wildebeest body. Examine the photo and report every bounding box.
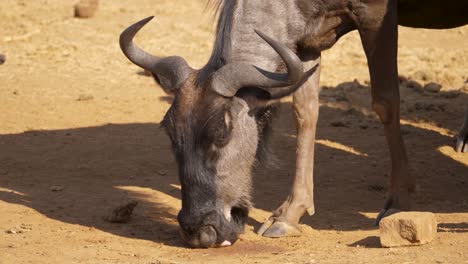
[120,0,468,247]
[398,0,468,29]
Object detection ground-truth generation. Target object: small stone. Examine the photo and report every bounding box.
[462,84,468,92]
[157,170,168,176]
[424,82,442,93]
[50,185,64,192]
[368,184,385,192]
[0,53,5,65]
[6,229,17,234]
[330,121,348,128]
[379,211,437,247]
[74,0,99,18]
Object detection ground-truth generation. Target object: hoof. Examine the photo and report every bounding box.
[455,135,467,153]
[375,208,401,226]
[374,194,409,225]
[258,221,301,238]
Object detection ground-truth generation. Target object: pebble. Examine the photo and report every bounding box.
[330,121,348,128]
[424,82,442,93]
[0,53,5,65]
[6,229,18,234]
[157,170,168,176]
[50,185,64,192]
[74,0,99,18]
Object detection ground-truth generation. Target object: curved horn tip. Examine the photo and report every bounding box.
[141,15,155,23]
[133,16,155,29]
[123,16,155,34]
[254,29,272,43]
[119,16,155,50]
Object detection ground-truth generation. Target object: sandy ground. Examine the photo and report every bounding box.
[0,0,467,263]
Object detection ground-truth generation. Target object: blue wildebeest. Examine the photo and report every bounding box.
[120,0,468,247]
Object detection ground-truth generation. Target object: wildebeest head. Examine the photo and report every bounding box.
[120,17,315,248]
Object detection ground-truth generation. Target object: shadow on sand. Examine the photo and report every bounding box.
[0,78,466,247]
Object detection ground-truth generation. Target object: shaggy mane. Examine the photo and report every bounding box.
[197,0,235,84]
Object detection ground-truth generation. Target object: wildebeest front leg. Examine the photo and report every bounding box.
[359,0,412,223]
[258,58,321,237]
[455,104,468,153]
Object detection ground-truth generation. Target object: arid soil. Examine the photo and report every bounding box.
[0,1,467,263]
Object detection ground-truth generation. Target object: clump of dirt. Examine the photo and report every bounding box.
[105,201,138,223]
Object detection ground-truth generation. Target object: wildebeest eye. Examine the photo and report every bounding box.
[213,111,233,147]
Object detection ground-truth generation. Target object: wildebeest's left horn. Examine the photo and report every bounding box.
[211,30,317,99]
[120,16,193,91]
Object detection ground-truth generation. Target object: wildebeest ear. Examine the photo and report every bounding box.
[151,73,176,94]
[144,55,193,94]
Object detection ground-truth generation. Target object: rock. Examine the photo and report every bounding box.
[379,211,437,247]
[157,169,168,176]
[399,76,423,91]
[359,124,369,130]
[50,185,64,192]
[368,184,385,192]
[104,201,138,223]
[6,229,18,234]
[74,0,99,18]
[330,121,349,128]
[0,53,5,65]
[462,83,468,92]
[424,82,442,93]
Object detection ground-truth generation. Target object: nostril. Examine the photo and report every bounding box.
[198,225,217,248]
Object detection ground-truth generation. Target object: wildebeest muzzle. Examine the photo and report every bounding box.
[177,207,247,248]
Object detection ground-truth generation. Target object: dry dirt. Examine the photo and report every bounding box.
[0,0,467,263]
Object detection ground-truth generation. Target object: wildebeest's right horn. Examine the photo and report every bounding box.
[120,16,192,92]
[211,30,317,99]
